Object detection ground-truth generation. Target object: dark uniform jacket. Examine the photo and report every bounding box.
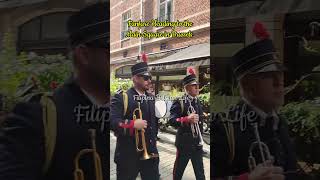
[110,87,159,164]
[0,78,109,180]
[212,100,298,179]
[169,94,204,151]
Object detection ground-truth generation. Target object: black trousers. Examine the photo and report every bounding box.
[116,157,160,180]
[173,147,205,180]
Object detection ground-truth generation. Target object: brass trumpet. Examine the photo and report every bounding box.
[74,129,103,180]
[133,102,158,160]
[248,123,272,172]
[187,100,204,146]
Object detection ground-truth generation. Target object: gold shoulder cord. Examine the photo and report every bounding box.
[122,92,128,116]
[122,92,128,134]
[40,94,57,174]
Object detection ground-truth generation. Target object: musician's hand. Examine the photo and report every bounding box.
[134,119,147,130]
[248,161,284,180]
[187,113,199,124]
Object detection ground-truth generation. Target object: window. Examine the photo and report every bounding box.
[160,43,167,50]
[18,12,74,55]
[159,0,172,22]
[121,10,131,40]
[115,65,132,78]
[123,50,128,57]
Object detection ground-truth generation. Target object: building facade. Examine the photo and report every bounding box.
[110,0,210,77]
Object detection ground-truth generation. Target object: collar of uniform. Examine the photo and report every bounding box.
[134,88,146,96]
[186,93,197,102]
[81,88,109,108]
[242,97,279,130]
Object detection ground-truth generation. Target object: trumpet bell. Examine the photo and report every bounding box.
[141,151,151,160]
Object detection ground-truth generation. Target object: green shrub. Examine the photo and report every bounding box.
[110,72,133,96]
[0,31,71,111]
[280,98,320,164]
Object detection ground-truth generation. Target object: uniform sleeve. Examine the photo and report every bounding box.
[212,112,233,178]
[169,100,186,128]
[0,102,45,180]
[110,93,134,137]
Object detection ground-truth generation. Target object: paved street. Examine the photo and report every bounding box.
[110,132,210,180]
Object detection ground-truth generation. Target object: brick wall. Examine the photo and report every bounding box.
[110,0,210,65]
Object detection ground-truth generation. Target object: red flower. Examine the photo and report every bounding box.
[188,66,195,75]
[253,22,270,40]
[141,52,148,63]
[50,81,58,90]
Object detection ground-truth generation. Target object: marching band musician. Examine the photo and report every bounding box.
[0,2,109,180]
[169,67,206,180]
[212,23,298,180]
[110,56,160,180]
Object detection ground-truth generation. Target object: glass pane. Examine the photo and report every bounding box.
[42,13,72,39]
[167,0,172,21]
[123,66,131,75]
[159,4,165,21]
[160,0,166,3]
[20,18,40,41]
[127,11,131,18]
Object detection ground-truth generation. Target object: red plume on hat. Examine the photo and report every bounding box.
[187,66,195,75]
[141,52,148,63]
[253,21,270,40]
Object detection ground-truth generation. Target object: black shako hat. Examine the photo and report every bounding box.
[131,53,151,76]
[232,39,286,80]
[183,67,199,86]
[131,62,151,76]
[67,2,109,48]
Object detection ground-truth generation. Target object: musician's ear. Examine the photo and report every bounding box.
[73,45,90,66]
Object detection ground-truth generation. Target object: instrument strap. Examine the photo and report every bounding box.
[40,93,57,174]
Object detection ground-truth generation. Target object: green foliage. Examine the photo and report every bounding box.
[0,32,28,110]
[280,98,320,164]
[280,99,320,144]
[110,72,133,96]
[198,93,210,108]
[26,54,72,92]
[200,83,210,93]
[169,87,184,99]
[298,79,319,100]
[0,31,71,111]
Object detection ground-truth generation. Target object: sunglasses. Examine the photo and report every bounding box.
[138,75,152,81]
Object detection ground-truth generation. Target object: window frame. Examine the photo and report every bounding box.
[17,12,74,55]
[158,0,173,22]
[120,9,132,41]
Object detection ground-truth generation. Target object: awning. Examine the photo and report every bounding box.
[0,0,48,9]
[213,0,320,20]
[149,43,210,72]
